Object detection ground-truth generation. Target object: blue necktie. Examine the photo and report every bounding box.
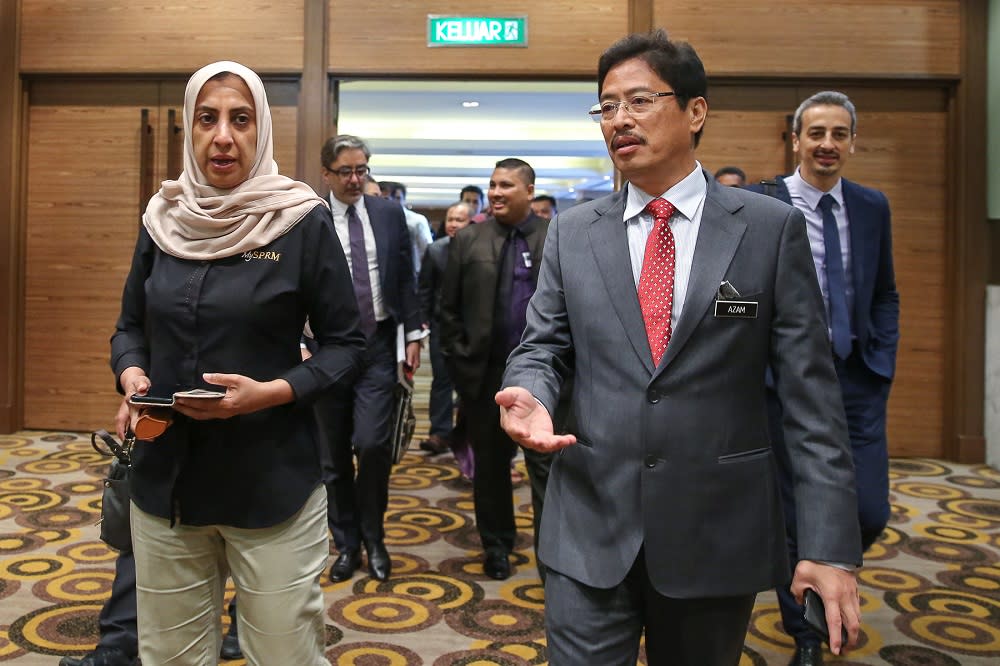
[818,194,852,359]
[346,205,377,338]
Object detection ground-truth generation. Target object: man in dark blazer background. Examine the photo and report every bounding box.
[439,158,553,581]
[417,200,472,455]
[316,134,423,583]
[497,31,863,665]
[749,91,899,666]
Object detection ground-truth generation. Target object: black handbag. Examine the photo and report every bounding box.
[91,429,135,552]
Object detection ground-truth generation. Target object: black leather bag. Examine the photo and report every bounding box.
[91,430,134,552]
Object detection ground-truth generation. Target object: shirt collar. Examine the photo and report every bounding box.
[494,212,540,236]
[623,162,706,222]
[329,193,367,217]
[787,168,844,211]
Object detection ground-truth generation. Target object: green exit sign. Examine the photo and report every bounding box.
[427,16,528,47]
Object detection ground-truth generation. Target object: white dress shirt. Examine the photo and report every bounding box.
[329,194,387,322]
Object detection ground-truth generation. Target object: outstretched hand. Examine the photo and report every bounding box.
[172,373,294,420]
[495,387,576,453]
[791,560,861,655]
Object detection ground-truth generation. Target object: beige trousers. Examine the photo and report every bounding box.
[130,485,330,666]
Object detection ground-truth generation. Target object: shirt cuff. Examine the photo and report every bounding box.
[405,329,429,343]
[810,560,857,572]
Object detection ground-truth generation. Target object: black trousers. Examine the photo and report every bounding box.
[318,319,397,551]
[96,550,138,656]
[461,362,551,560]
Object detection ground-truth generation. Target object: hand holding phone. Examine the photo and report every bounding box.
[803,588,849,646]
[128,394,174,406]
[129,388,225,407]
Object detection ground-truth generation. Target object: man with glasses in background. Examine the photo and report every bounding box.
[497,30,862,665]
[316,134,423,583]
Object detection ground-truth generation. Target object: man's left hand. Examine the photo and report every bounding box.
[791,560,861,655]
[404,341,421,373]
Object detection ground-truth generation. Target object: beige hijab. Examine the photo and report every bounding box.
[142,61,325,260]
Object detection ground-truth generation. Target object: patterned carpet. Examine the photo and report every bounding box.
[1,415,999,664]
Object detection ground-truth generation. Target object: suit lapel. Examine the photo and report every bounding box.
[656,185,746,376]
[841,179,868,325]
[364,195,391,289]
[588,193,656,374]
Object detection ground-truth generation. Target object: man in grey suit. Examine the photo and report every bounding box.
[497,30,863,665]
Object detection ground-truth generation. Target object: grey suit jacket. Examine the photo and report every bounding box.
[503,171,861,598]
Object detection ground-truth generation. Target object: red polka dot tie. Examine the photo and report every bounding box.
[638,198,677,366]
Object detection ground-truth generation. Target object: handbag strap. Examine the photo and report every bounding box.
[91,429,135,464]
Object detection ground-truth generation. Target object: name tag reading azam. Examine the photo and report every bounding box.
[714,300,758,319]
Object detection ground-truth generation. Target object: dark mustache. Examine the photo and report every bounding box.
[612,132,644,148]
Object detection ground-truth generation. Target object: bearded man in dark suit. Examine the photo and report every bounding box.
[748,90,899,666]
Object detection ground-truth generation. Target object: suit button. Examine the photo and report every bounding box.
[647,390,660,404]
[644,455,657,468]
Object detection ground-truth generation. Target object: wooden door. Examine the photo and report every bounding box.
[23,80,300,431]
[24,82,160,430]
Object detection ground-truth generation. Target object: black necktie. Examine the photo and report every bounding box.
[819,194,851,359]
[346,205,377,338]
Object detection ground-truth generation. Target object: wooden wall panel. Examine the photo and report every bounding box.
[845,112,947,457]
[697,105,947,458]
[652,0,960,78]
[697,110,788,185]
[24,95,153,430]
[328,1,627,76]
[20,1,304,74]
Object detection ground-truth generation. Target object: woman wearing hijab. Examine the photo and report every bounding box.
[110,61,365,665]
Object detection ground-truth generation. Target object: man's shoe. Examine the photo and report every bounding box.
[220,632,243,660]
[483,550,511,580]
[59,647,137,666]
[365,540,392,581]
[329,549,362,582]
[789,644,824,666]
[419,434,450,454]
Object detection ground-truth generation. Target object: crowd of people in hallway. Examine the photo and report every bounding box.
[64,26,898,666]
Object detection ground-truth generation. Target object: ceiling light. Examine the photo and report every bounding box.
[461,101,480,108]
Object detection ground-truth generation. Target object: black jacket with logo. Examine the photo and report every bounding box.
[111,204,366,528]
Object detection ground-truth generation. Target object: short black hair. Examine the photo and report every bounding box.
[494,158,535,185]
[714,166,746,183]
[460,184,484,199]
[532,194,557,208]
[597,29,707,147]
